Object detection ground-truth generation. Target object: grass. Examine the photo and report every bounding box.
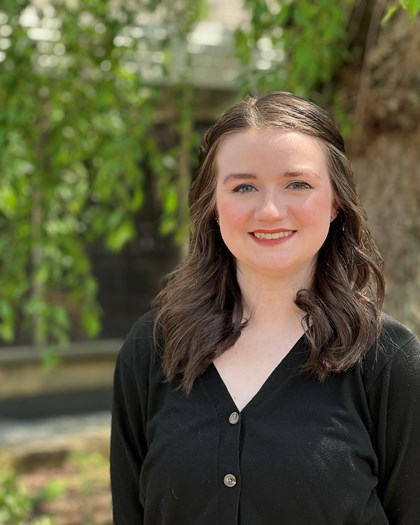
[0,449,112,525]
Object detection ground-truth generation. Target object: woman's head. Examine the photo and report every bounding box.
[190,91,367,285]
[155,92,385,391]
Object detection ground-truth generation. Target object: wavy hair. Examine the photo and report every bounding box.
[153,91,385,393]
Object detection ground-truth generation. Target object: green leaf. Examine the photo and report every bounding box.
[82,308,101,338]
[382,4,399,23]
[160,216,177,236]
[234,29,253,65]
[275,4,292,25]
[0,324,13,342]
[408,0,420,18]
[106,219,135,252]
[0,186,17,217]
[42,346,63,371]
[164,187,178,214]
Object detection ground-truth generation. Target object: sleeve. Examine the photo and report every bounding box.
[366,331,420,524]
[110,316,153,525]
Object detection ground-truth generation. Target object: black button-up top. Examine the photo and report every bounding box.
[111,310,420,524]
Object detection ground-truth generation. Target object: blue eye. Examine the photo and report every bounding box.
[287,181,312,190]
[233,184,256,194]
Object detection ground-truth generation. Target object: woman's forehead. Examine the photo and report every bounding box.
[215,128,329,172]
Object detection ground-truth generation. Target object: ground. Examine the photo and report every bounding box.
[20,454,112,525]
[0,431,112,525]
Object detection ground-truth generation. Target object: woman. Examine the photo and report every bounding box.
[111,92,420,524]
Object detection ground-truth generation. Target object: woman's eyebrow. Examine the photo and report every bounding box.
[222,170,320,184]
[222,173,257,185]
[283,169,321,179]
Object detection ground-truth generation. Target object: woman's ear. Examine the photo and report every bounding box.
[330,206,339,222]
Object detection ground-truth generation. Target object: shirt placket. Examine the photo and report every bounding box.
[217,407,242,524]
[199,365,243,524]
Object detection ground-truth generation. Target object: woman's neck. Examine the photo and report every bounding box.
[237,267,312,326]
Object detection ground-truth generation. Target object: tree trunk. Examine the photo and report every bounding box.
[342,10,420,334]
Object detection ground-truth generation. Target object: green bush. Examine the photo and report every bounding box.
[0,470,54,525]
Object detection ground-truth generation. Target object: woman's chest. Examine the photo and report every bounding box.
[213,325,305,412]
[140,366,382,524]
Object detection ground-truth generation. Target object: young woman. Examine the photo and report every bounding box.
[111,92,420,524]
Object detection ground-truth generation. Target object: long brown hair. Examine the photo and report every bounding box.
[153,92,385,393]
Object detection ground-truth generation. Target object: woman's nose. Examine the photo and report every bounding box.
[254,194,287,221]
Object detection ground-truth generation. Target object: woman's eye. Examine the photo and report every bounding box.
[233,184,256,194]
[287,181,312,190]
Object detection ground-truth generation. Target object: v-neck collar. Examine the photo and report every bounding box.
[200,334,308,416]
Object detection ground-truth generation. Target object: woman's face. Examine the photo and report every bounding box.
[215,127,337,282]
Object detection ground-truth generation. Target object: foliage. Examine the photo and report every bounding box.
[69,451,110,497]
[384,0,420,22]
[0,470,57,525]
[142,2,207,252]
[0,0,205,346]
[234,0,355,104]
[235,0,419,101]
[1,0,418,347]
[0,450,111,524]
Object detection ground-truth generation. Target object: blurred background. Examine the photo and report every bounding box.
[0,0,419,523]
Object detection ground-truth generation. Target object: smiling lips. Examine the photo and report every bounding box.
[252,230,295,240]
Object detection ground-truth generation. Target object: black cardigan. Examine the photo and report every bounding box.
[110,310,420,524]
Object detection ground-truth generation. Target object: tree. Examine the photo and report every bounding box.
[234,0,354,107]
[345,8,420,334]
[1,0,418,348]
[0,0,206,347]
[235,0,420,334]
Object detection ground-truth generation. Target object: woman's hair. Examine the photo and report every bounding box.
[153,91,385,393]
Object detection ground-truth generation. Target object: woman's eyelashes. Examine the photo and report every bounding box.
[232,183,256,193]
[286,181,313,190]
[232,181,313,193]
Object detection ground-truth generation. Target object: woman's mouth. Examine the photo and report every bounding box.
[252,230,295,240]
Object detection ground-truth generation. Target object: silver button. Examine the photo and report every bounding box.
[229,411,240,425]
[223,474,237,488]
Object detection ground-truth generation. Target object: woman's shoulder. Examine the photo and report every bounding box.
[379,312,417,347]
[362,312,420,391]
[117,309,159,371]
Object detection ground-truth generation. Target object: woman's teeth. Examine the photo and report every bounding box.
[253,231,293,240]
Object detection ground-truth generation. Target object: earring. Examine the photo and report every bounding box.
[331,211,338,222]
